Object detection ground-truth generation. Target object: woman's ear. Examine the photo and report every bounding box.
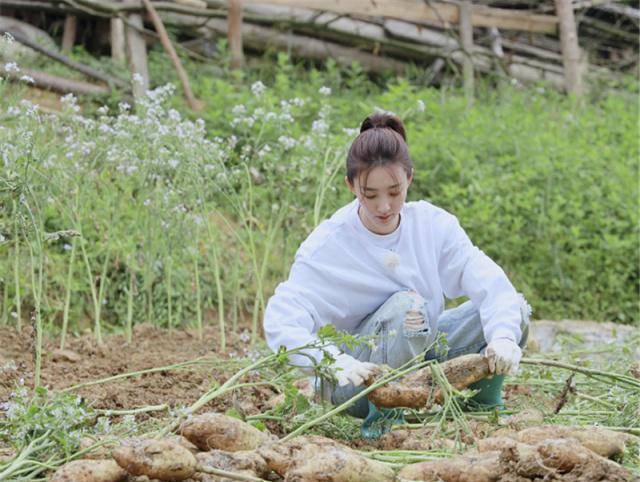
[345,176,357,196]
[407,169,414,187]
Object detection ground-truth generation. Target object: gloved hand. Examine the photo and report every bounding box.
[486,338,522,376]
[334,354,379,387]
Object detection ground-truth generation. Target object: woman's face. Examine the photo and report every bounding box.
[346,163,412,235]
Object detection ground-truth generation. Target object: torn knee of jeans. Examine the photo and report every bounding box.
[403,313,431,337]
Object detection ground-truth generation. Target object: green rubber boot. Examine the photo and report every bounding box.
[467,375,506,409]
[360,401,405,440]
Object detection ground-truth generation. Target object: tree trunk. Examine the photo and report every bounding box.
[228,0,245,69]
[111,1,126,63]
[125,9,150,98]
[459,1,474,102]
[61,15,77,53]
[555,0,585,95]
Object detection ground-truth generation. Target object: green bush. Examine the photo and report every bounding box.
[0,46,637,342]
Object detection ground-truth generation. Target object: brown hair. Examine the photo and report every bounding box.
[346,111,412,189]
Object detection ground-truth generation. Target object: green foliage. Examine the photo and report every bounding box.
[0,37,637,339]
[0,385,93,454]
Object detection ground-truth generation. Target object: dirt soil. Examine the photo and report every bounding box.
[0,323,276,415]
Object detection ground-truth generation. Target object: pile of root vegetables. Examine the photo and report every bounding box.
[51,406,636,481]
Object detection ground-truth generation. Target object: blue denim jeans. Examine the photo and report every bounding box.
[330,291,530,418]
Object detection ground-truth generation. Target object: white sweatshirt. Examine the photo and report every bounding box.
[263,199,523,368]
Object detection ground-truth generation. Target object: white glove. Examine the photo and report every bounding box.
[334,353,380,387]
[486,338,522,376]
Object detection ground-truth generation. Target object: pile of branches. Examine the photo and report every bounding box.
[1,0,638,89]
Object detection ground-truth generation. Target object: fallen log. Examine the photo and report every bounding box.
[201,17,408,74]
[1,28,129,90]
[4,68,109,95]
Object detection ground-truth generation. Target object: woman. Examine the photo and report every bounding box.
[263,111,530,436]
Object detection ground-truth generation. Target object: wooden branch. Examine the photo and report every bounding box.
[243,0,559,33]
[593,3,640,22]
[5,68,110,95]
[140,0,202,110]
[2,28,129,89]
[556,0,585,95]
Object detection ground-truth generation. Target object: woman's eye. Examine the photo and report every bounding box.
[389,192,400,197]
[365,195,377,200]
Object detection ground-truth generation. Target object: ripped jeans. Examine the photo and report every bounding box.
[330,291,530,418]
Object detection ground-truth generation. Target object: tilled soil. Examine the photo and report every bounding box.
[0,323,275,415]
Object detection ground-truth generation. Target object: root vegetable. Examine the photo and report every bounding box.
[366,354,490,409]
[516,425,627,458]
[112,438,197,481]
[377,427,455,451]
[499,408,545,430]
[79,436,117,459]
[49,459,127,482]
[196,450,269,480]
[180,413,274,452]
[477,436,632,481]
[257,435,345,476]
[258,435,394,482]
[536,438,631,481]
[398,450,502,482]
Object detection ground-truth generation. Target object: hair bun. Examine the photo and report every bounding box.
[360,111,406,142]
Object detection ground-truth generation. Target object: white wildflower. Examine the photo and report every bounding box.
[417,99,425,112]
[3,62,19,73]
[19,75,34,84]
[278,135,296,150]
[232,104,246,115]
[342,127,359,137]
[319,86,331,96]
[0,233,5,243]
[239,330,250,343]
[132,72,144,85]
[251,80,266,97]
[97,106,109,115]
[311,118,328,132]
[2,32,14,44]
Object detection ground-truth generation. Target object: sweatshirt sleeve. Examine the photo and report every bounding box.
[263,259,342,369]
[435,211,523,344]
